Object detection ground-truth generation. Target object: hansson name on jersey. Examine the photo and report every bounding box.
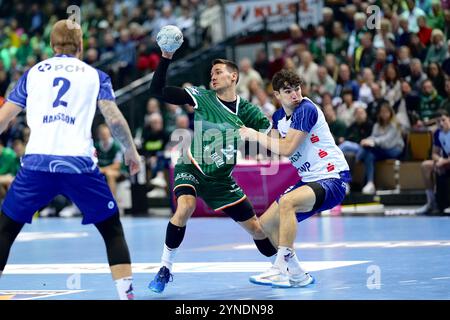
[272,97,349,182]
[7,54,116,173]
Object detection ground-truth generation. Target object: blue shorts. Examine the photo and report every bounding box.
[2,168,118,224]
[278,171,350,222]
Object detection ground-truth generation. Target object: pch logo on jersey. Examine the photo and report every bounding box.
[327,163,335,172]
[38,63,51,72]
[310,134,320,143]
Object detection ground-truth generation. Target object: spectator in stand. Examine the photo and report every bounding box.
[142,112,170,198]
[358,103,405,194]
[327,21,348,63]
[336,88,359,127]
[347,12,367,62]
[254,88,276,119]
[419,79,444,125]
[442,40,450,77]
[427,1,445,30]
[297,51,319,92]
[95,124,124,198]
[427,62,446,97]
[309,25,327,64]
[406,58,428,92]
[322,103,347,145]
[335,63,360,101]
[115,28,136,88]
[354,32,376,73]
[236,58,263,101]
[253,49,270,81]
[441,78,450,113]
[417,15,433,46]
[409,33,428,61]
[367,83,389,130]
[339,106,373,182]
[373,18,396,53]
[358,68,375,105]
[415,109,450,215]
[397,46,412,78]
[381,63,402,108]
[424,29,448,66]
[324,54,339,83]
[372,48,389,79]
[269,44,285,80]
[284,23,307,58]
[311,66,336,103]
[400,0,426,33]
[397,16,412,47]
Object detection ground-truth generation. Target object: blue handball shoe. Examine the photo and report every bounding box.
[149,266,173,293]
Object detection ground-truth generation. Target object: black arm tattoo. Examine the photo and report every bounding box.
[98,100,135,151]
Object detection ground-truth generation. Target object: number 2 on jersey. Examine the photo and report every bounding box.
[53,77,71,108]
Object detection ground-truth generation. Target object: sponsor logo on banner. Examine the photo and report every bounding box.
[225,0,323,37]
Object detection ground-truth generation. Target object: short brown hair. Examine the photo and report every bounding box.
[272,69,302,91]
[212,59,239,83]
[437,109,449,118]
[50,19,82,55]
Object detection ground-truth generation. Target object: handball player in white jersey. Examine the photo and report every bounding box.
[240,69,351,288]
[0,20,140,300]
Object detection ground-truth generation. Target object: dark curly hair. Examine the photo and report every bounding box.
[272,69,303,91]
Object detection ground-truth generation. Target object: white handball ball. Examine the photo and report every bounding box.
[156,25,184,53]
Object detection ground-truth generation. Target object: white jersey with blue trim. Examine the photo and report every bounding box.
[7,54,116,173]
[272,97,349,182]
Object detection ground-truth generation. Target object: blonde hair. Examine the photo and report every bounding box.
[50,19,82,55]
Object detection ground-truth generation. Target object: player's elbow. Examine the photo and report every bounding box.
[0,119,10,134]
[279,145,295,157]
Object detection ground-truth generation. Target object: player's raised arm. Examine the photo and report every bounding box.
[149,26,194,106]
[97,100,140,175]
[0,101,23,134]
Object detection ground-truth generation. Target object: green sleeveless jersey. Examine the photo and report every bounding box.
[179,86,271,178]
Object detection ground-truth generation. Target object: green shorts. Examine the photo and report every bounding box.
[173,163,246,211]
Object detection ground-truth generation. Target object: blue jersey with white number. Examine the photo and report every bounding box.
[7,54,115,173]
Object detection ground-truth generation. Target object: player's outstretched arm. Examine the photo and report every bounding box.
[0,101,22,134]
[98,100,140,175]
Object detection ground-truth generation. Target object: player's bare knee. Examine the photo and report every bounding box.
[175,198,196,221]
[278,197,296,214]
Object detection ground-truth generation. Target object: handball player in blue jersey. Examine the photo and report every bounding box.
[0,20,140,300]
[240,70,351,288]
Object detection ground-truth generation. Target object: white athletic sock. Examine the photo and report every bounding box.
[287,251,306,275]
[161,244,177,272]
[274,246,293,273]
[115,277,133,300]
